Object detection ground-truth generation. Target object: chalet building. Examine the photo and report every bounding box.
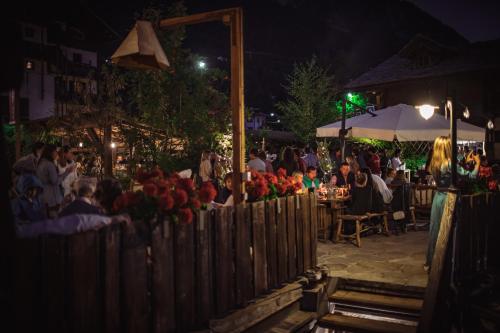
[1,21,98,124]
[344,35,500,159]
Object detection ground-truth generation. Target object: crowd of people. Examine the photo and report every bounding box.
[10,142,126,236]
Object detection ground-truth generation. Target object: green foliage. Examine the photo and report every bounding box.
[334,92,367,118]
[351,137,391,150]
[276,57,339,144]
[403,154,427,171]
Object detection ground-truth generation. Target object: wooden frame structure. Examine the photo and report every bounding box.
[160,8,245,204]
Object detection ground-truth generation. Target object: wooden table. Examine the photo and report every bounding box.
[317,196,351,241]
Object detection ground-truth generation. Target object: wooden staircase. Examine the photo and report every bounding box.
[316,279,424,333]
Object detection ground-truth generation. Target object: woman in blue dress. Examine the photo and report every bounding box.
[424,136,479,271]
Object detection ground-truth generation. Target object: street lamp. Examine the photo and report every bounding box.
[417,92,459,187]
[198,60,206,69]
[416,104,438,120]
[487,120,494,130]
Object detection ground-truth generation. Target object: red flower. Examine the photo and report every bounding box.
[177,178,195,193]
[488,179,498,191]
[264,173,278,185]
[136,168,152,184]
[173,189,189,206]
[199,182,217,203]
[159,193,174,211]
[178,208,194,224]
[277,168,287,179]
[113,191,140,212]
[143,182,158,197]
[156,179,171,195]
[150,167,163,179]
[190,198,201,209]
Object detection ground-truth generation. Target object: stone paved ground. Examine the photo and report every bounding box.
[317,231,429,288]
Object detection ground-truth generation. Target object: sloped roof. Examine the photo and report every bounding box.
[345,36,500,89]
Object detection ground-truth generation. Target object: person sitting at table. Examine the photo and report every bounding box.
[349,173,372,215]
[385,168,396,185]
[390,170,408,186]
[303,166,320,190]
[292,171,306,194]
[215,173,233,205]
[331,162,355,191]
[360,167,387,212]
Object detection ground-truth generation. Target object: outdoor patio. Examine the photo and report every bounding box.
[318,230,429,288]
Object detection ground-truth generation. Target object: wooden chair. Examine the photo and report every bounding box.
[336,214,369,247]
[410,184,436,230]
[366,212,390,236]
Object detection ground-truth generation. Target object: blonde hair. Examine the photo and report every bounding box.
[429,136,451,179]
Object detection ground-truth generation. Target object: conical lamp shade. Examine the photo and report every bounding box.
[111,21,169,70]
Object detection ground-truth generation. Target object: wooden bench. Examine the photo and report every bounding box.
[336,212,390,247]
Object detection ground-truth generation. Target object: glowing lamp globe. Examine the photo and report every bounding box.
[416,104,436,120]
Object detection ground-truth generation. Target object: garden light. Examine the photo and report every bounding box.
[416,104,437,120]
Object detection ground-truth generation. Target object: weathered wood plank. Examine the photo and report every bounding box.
[122,229,150,333]
[320,313,416,333]
[209,283,304,333]
[43,236,67,332]
[295,196,304,275]
[151,220,175,333]
[14,238,42,333]
[252,201,268,295]
[196,210,212,328]
[418,192,457,333]
[265,199,278,289]
[215,207,234,316]
[330,290,423,311]
[69,231,100,333]
[103,225,121,333]
[301,195,311,271]
[286,196,297,280]
[175,220,196,331]
[276,198,288,285]
[235,204,252,307]
[310,194,318,267]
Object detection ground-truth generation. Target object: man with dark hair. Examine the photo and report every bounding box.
[59,183,101,217]
[332,162,355,190]
[247,148,266,172]
[13,141,44,174]
[303,166,320,189]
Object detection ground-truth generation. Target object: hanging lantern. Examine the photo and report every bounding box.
[111,21,170,70]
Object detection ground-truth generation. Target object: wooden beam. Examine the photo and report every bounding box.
[417,191,457,333]
[161,8,245,203]
[159,8,239,28]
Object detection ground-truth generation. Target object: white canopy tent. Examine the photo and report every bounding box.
[316,104,485,142]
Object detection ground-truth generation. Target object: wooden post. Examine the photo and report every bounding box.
[418,191,457,333]
[229,8,245,204]
[160,8,245,204]
[9,89,21,160]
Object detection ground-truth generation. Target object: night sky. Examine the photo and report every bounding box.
[411,0,500,41]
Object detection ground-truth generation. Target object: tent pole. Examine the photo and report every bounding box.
[340,96,347,161]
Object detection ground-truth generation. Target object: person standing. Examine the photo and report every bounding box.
[247,148,266,172]
[303,147,319,169]
[391,149,403,170]
[278,147,300,177]
[36,144,76,217]
[258,151,274,173]
[58,146,78,198]
[367,147,381,177]
[13,141,44,175]
[380,149,389,179]
[199,150,213,182]
[425,136,479,271]
[294,148,307,174]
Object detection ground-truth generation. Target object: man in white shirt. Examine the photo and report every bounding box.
[247,148,266,172]
[371,173,393,204]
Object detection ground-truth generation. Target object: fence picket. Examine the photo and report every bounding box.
[252,201,268,295]
[235,204,252,307]
[286,196,297,280]
[266,199,278,289]
[276,197,288,285]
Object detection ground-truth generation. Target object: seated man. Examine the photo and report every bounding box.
[302,166,320,190]
[11,174,46,223]
[215,173,233,206]
[59,183,102,217]
[331,162,355,191]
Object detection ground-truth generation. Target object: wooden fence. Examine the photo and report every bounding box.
[12,194,318,333]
